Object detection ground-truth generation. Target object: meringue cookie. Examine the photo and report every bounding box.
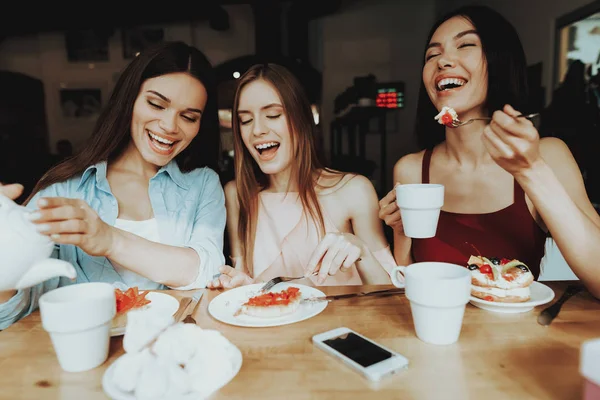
[123,307,174,353]
[112,348,154,393]
[134,356,171,400]
[152,323,205,365]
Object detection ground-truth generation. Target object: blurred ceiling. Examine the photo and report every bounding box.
[0,1,342,37]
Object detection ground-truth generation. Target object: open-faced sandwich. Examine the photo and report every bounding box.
[112,286,152,329]
[235,286,302,318]
[434,106,459,127]
[467,255,534,302]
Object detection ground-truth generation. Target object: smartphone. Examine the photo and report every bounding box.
[312,327,409,382]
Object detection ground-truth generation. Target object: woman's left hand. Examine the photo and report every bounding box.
[28,197,114,257]
[482,104,543,177]
[305,232,364,284]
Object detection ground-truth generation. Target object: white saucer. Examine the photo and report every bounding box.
[469,281,555,313]
[110,292,180,336]
[208,283,327,328]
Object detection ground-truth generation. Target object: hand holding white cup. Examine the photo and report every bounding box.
[395,184,444,238]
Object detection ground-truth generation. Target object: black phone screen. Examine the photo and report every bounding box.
[322,332,393,367]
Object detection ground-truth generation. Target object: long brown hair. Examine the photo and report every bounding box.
[415,5,529,150]
[25,41,220,204]
[232,63,332,275]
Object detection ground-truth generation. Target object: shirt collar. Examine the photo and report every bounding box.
[76,161,109,193]
[156,160,189,190]
[76,160,189,191]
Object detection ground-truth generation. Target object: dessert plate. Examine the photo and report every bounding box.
[469,281,555,313]
[208,283,327,327]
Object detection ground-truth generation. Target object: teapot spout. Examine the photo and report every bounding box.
[15,259,77,290]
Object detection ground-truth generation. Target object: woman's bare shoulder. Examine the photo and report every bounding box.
[393,149,426,184]
[315,170,377,202]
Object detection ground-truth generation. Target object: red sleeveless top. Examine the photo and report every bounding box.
[411,148,547,279]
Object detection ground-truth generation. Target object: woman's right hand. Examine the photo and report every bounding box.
[378,184,404,233]
[207,265,254,289]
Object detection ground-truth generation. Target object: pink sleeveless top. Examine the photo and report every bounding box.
[252,179,397,286]
[411,148,547,279]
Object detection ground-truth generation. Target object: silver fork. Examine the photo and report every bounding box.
[260,272,317,292]
[181,290,204,324]
[449,113,539,128]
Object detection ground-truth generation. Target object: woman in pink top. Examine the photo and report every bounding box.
[208,64,396,289]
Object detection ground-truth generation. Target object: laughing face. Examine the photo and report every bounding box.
[423,16,488,119]
[237,79,293,176]
[129,72,208,168]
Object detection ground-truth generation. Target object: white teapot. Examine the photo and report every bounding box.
[0,193,76,291]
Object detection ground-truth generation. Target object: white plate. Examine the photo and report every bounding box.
[469,281,555,313]
[208,283,327,327]
[102,343,242,400]
[110,292,180,336]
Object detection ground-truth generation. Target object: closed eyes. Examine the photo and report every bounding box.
[147,100,198,123]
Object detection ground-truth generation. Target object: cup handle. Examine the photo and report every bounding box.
[391,266,406,288]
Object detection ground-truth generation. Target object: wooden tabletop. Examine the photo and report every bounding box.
[0,281,599,400]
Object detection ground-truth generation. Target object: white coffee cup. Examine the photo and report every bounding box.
[39,282,116,372]
[395,184,444,238]
[391,262,471,345]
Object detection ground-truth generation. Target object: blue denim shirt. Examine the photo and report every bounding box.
[0,160,226,330]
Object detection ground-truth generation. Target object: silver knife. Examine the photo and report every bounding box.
[302,288,405,303]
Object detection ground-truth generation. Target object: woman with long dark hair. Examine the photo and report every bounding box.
[208,63,394,289]
[378,5,600,298]
[0,41,226,329]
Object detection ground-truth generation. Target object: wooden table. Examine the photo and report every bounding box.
[0,281,599,399]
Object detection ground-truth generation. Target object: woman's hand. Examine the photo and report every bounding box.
[0,183,24,200]
[305,232,364,284]
[483,104,544,177]
[378,183,404,233]
[207,265,254,289]
[27,197,114,257]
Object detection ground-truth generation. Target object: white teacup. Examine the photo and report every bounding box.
[395,184,444,238]
[39,282,116,372]
[391,262,471,345]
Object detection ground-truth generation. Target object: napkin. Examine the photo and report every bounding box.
[581,338,600,400]
[111,307,241,400]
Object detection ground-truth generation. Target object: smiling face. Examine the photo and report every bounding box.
[237,79,293,176]
[129,72,208,168]
[423,16,488,118]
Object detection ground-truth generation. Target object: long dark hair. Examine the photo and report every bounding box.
[415,5,529,150]
[26,41,220,203]
[231,63,330,275]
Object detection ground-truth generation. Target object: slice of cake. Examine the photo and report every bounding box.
[467,255,534,302]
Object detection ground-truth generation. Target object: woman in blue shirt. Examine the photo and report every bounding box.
[0,42,226,329]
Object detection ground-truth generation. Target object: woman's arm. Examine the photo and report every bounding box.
[518,138,600,296]
[309,175,392,284]
[223,180,245,271]
[484,105,600,298]
[29,170,226,290]
[205,180,254,290]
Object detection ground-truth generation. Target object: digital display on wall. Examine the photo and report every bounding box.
[376,88,404,108]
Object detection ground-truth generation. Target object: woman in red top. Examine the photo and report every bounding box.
[378,5,600,298]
